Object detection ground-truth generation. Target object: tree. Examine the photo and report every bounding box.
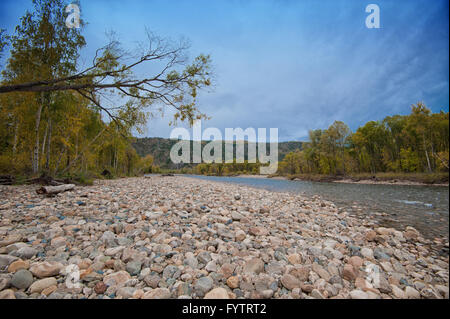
[0,0,213,178]
[405,102,433,172]
[2,0,86,174]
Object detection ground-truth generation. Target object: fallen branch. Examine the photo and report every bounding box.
[36,184,75,195]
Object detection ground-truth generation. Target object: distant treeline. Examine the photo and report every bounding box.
[278,103,449,176]
[133,138,302,169]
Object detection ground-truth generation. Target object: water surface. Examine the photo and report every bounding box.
[184,175,449,240]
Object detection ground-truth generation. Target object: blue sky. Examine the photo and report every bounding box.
[1,0,449,141]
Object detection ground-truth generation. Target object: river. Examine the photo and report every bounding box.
[183,174,449,240]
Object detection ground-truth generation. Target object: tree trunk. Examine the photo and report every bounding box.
[45,117,52,171]
[32,97,45,175]
[12,122,19,157]
[41,122,48,158]
[54,146,66,175]
[423,134,432,173]
[37,184,75,195]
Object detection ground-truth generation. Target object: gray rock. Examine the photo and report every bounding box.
[144,274,161,288]
[194,276,213,297]
[117,286,136,299]
[184,256,198,269]
[162,265,181,279]
[274,250,287,262]
[197,252,212,264]
[14,247,38,259]
[374,248,391,261]
[10,269,33,289]
[126,260,142,276]
[0,255,19,270]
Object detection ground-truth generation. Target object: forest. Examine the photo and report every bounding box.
[0,1,448,184]
[0,0,212,184]
[278,103,449,182]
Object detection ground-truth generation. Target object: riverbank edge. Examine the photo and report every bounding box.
[230,174,449,187]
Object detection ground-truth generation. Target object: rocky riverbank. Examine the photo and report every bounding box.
[0,176,448,299]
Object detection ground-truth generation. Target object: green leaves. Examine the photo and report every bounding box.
[278,103,449,176]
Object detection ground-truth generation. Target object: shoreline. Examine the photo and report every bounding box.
[0,176,448,299]
[232,174,449,187]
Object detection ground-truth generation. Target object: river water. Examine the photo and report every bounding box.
[184,175,449,240]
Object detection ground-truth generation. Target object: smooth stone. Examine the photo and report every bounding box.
[350,289,369,299]
[194,276,214,296]
[10,269,33,289]
[280,274,300,290]
[243,258,264,274]
[0,289,16,299]
[204,287,229,299]
[142,288,171,299]
[8,259,30,273]
[29,261,63,278]
[29,277,57,294]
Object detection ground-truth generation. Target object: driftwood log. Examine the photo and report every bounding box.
[36,184,75,195]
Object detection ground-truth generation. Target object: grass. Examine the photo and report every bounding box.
[347,172,449,184]
[272,172,449,184]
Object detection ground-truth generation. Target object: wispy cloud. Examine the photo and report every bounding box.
[1,0,448,141]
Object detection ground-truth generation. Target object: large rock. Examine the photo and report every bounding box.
[142,288,171,299]
[405,286,421,299]
[350,289,369,299]
[126,260,142,276]
[162,265,180,279]
[249,226,269,236]
[15,247,38,259]
[342,264,357,281]
[8,259,30,273]
[0,289,16,299]
[10,269,33,289]
[0,235,23,247]
[243,258,264,274]
[226,276,239,289]
[204,287,229,299]
[280,274,300,290]
[29,261,63,278]
[103,271,131,287]
[194,276,214,296]
[29,277,57,294]
[117,287,136,299]
[391,285,406,299]
[0,254,19,270]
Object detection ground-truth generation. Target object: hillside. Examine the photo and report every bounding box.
[132,137,303,168]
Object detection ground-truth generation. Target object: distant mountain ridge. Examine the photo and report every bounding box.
[132,137,303,168]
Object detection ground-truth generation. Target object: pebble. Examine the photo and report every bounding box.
[226,276,239,289]
[0,176,446,299]
[142,288,171,299]
[10,269,33,289]
[243,258,265,274]
[29,261,63,278]
[281,274,300,290]
[194,276,214,296]
[29,277,57,294]
[8,259,30,273]
[204,287,229,299]
[0,289,16,299]
[350,289,369,299]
